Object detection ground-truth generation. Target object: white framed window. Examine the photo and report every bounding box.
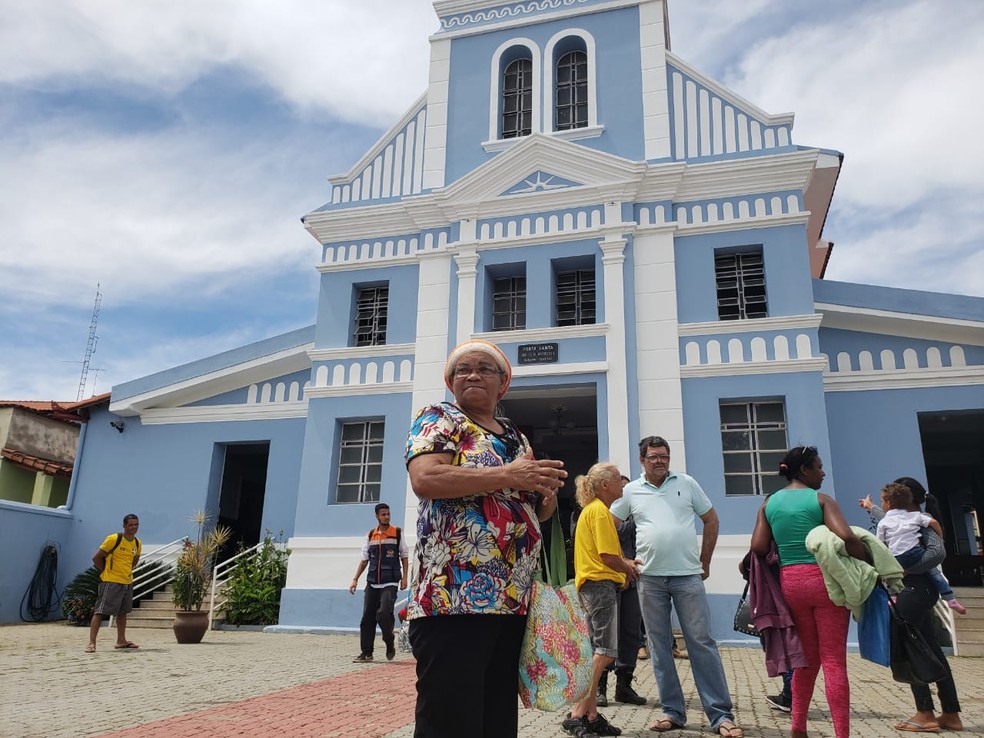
[336,420,384,503]
[544,30,600,138]
[486,39,541,147]
[720,400,787,496]
[715,248,767,320]
[492,274,526,331]
[555,268,595,326]
[353,285,388,346]
[554,49,588,131]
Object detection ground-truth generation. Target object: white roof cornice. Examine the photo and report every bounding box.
[109,343,314,416]
[303,142,826,244]
[816,303,984,347]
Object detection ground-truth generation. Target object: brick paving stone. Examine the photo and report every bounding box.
[2,622,983,738]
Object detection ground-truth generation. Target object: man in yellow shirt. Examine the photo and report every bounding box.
[561,464,641,738]
[86,514,141,653]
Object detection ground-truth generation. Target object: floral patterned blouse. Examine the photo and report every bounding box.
[405,402,542,619]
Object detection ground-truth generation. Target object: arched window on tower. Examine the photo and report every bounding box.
[502,56,533,138]
[555,49,587,130]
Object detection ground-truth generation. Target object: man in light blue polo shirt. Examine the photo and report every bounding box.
[611,436,741,737]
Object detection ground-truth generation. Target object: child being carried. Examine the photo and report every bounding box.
[876,482,966,615]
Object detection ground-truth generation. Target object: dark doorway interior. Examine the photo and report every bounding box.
[919,410,984,587]
[499,384,599,580]
[217,443,270,560]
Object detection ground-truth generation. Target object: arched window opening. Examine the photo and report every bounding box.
[502,58,533,138]
[555,50,587,130]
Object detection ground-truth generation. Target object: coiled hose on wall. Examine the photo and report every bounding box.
[21,543,60,622]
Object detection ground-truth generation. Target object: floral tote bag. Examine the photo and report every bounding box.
[518,513,592,711]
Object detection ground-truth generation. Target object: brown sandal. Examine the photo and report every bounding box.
[648,717,684,732]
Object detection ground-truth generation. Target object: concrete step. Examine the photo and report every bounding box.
[134,599,176,611]
[955,641,984,657]
[124,614,175,629]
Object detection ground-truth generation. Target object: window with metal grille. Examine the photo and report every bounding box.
[492,275,526,331]
[556,269,596,326]
[715,249,767,320]
[336,420,384,503]
[353,286,388,346]
[720,401,788,496]
[502,58,533,139]
[555,50,588,131]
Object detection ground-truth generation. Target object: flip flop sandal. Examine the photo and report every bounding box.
[895,720,941,733]
[114,642,139,649]
[648,717,685,732]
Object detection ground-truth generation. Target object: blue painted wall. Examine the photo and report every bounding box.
[820,329,984,369]
[445,6,645,183]
[474,239,604,331]
[681,370,832,535]
[0,502,74,623]
[314,263,420,349]
[294,392,415,536]
[675,224,813,324]
[825,384,984,530]
[60,403,305,588]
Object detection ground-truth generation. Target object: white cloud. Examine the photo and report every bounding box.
[0,0,436,126]
[0,122,318,309]
[720,1,984,210]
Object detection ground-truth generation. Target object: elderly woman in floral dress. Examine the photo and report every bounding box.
[405,339,567,738]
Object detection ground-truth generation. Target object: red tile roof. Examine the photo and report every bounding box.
[0,448,73,478]
[0,393,111,423]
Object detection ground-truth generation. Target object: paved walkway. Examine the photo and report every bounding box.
[1,622,982,737]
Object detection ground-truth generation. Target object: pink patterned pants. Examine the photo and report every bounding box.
[780,563,851,738]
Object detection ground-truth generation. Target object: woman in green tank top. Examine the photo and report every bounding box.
[749,446,868,738]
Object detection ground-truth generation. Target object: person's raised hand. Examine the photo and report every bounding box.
[858,494,874,511]
[506,449,566,500]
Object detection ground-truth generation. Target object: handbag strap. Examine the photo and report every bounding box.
[541,510,567,587]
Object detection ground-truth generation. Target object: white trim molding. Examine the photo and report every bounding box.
[140,402,309,425]
[308,343,416,362]
[823,366,984,392]
[472,323,609,343]
[305,382,415,399]
[679,313,822,337]
[681,358,828,378]
[512,361,608,379]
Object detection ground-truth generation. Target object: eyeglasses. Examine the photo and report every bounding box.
[644,455,670,463]
[453,365,502,378]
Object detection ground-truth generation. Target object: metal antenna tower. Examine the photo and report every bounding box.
[77,284,102,401]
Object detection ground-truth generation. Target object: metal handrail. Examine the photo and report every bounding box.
[108,537,185,627]
[208,541,284,630]
[934,597,958,655]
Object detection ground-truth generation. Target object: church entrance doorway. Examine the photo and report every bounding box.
[216,442,270,560]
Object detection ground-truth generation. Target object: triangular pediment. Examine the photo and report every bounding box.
[499,171,584,196]
[440,133,646,209]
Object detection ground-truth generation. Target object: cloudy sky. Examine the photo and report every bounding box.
[2,0,981,401]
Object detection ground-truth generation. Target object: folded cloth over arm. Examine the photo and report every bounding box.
[748,544,808,676]
[805,525,904,619]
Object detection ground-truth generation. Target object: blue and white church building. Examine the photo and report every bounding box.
[5,0,982,635]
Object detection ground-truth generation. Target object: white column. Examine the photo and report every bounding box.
[632,228,687,470]
[454,246,479,344]
[639,0,671,160]
[422,38,451,190]
[404,251,453,541]
[600,237,631,472]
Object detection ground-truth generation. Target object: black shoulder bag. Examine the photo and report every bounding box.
[733,582,761,637]
[887,585,948,685]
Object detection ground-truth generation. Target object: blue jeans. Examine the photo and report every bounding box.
[638,574,735,729]
[896,547,954,599]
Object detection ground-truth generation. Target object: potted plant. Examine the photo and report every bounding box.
[172,510,231,643]
[63,567,101,625]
